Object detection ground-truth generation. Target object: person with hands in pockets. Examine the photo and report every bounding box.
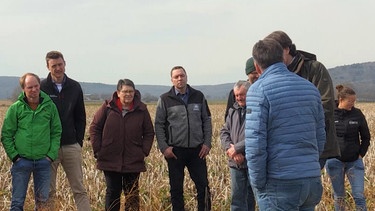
[89,78,154,211]
[1,73,61,210]
[154,66,212,211]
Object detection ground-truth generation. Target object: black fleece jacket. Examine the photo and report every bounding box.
[40,73,86,147]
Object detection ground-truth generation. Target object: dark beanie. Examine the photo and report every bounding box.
[245,57,256,75]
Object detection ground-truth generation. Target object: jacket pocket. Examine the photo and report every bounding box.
[131,139,143,147]
[168,125,173,145]
[97,138,120,160]
[101,138,114,148]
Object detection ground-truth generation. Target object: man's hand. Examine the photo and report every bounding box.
[199,144,211,159]
[163,147,177,159]
[226,144,236,158]
[233,154,245,165]
[226,144,245,164]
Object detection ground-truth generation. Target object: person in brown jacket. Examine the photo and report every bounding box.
[89,79,155,211]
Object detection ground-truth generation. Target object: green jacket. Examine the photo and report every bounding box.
[288,51,340,159]
[1,91,62,162]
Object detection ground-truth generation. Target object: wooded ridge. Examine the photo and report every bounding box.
[1,61,374,101]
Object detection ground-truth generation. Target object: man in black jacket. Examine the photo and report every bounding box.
[40,51,91,211]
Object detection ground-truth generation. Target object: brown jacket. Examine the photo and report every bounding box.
[288,51,340,159]
[89,91,155,173]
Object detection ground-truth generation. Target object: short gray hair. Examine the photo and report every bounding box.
[233,80,251,91]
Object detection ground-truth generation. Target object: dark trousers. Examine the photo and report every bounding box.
[166,146,211,211]
[103,171,140,211]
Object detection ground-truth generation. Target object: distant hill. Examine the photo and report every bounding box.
[329,62,375,101]
[1,61,375,101]
[0,77,233,102]
[79,82,233,102]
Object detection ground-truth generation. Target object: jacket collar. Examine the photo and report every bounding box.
[109,89,144,111]
[259,62,288,79]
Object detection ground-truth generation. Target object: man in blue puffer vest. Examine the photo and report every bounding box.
[245,38,326,210]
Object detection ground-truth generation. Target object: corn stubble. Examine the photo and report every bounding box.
[0,102,374,211]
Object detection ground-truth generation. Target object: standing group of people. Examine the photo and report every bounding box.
[221,30,371,211]
[89,64,213,211]
[1,51,91,211]
[1,50,212,210]
[0,30,371,211]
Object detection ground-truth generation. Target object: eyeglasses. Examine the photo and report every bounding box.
[120,90,135,94]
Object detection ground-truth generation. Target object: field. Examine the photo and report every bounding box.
[0,101,374,210]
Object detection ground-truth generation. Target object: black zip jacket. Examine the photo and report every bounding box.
[334,106,370,162]
[40,73,86,146]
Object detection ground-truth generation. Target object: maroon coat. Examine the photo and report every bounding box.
[89,91,155,173]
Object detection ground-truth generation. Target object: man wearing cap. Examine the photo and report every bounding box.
[224,57,259,121]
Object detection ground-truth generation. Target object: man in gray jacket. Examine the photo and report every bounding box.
[154,66,212,211]
[221,80,255,211]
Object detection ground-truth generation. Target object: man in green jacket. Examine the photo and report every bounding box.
[1,73,61,210]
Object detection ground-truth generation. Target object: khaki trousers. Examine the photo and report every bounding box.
[50,143,91,211]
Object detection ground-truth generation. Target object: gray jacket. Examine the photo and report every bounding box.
[154,85,212,153]
[220,102,247,169]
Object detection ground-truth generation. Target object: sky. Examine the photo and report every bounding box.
[1,0,374,86]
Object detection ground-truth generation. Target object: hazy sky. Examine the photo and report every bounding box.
[1,0,374,86]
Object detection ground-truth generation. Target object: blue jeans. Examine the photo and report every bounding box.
[10,157,51,211]
[166,146,211,211]
[326,158,367,211]
[254,177,322,211]
[230,168,255,211]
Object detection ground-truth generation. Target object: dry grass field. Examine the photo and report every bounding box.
[0,101,374,210]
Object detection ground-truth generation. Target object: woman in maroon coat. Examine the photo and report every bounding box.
[89,79,155,211]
